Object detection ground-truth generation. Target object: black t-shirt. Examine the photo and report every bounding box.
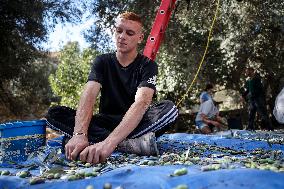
[88,53,158,116]
[244,74,265,99]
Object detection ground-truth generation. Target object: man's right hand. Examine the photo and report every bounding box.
[65,135,89,160]
[210,120,223,129]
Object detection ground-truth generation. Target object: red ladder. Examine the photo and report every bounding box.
[143,0,177,60]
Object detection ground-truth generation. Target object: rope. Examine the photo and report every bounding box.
[176,0,220,107]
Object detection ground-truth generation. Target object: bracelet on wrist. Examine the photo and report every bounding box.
[73,132,87,137]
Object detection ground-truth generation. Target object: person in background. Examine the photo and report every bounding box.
[242,67,273,130]
[273,87,284,124]
[195,84,227,134]
[46,12,178,164]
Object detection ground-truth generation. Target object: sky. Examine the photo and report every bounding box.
[43,16,95,52]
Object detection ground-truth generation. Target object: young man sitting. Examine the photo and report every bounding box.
[46,12,178,164]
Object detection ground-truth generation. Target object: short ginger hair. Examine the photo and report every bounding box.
[118,11,143,26]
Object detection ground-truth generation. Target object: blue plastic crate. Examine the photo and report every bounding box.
[0,120,46,164]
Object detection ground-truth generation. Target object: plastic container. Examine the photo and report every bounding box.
[0,120,46,164]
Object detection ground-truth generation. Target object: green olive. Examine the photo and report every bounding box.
[68,162,77,167]
[93,167,100,172]
[1,170,10,176]
[29,177,45,185]
[174,184,188,189]
[201,165,220,171]
[18,171,29,178]
[86,185,94,189]
[54,173,61,179]
[85,172,93,177]
[173,168,188,176]
[92,172,98,177]
[75,172,85,179]
[85,163,92,167]
[47,173,54,179]
[164,162,171,165]
[103,182,112,189]
[68,175,78,181]
[148,161,155,166]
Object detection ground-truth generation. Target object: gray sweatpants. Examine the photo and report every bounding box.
[46,100,178,143]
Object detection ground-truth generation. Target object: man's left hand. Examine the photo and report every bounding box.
[210,120,223,128]
[79,140,116,164]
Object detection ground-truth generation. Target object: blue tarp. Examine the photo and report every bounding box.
[1,132,284,189]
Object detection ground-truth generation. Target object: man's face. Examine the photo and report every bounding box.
[208,88,214,95]
[245,68,254,77]
[114,18,143,53]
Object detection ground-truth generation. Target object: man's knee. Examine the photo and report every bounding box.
[46,106,76,119]
[161,100,178,114]
[131,100,178,138]
[149,100,178,120]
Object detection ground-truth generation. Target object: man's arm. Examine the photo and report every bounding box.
[241,81,249,99]
[200,101,222,127]
[74,81,101,134]
[66,81,101,160]
[201,113,210,124]
[201,113,213,125]
[106,87,154,144]
[201,113,223,128]
[79,87,154,164]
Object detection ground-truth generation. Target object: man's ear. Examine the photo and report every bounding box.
[138,33,144,44]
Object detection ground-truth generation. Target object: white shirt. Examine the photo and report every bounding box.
[195,100,219,122]
[273,87,284,124]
